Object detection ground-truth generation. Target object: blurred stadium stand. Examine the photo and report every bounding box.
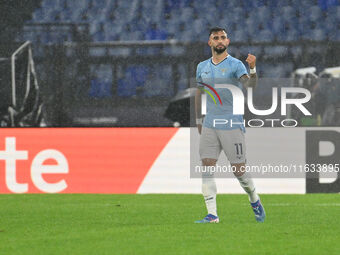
[18,0,340,44]
[0,0,339,126]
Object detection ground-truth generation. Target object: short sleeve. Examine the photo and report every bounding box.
[236,61,248,79]
[196,63,203,87]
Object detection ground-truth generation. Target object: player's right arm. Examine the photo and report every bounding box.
[195,88,203,134]
[239,54,258,88]
[195,63,203,134]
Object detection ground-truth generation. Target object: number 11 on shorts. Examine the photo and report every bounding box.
[234,143,243,155]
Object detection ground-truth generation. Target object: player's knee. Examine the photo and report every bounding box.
[231,163,246,177]
[202,158,217,166]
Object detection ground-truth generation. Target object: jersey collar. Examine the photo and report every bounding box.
[211,54,229,66]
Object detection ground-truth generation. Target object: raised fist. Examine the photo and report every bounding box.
[246,54,256,69]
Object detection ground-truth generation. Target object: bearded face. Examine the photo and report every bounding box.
[209,30,229,55]
[213,44,227,54]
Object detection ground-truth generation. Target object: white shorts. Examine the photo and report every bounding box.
[199,127,246,164]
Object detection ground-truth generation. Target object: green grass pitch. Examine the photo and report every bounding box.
[0,194,339,255]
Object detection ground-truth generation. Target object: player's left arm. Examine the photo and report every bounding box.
[239,54,257,89]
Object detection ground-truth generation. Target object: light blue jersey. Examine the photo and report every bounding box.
[196,55,248,131]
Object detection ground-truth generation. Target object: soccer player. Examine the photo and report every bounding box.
[195,27,265,223]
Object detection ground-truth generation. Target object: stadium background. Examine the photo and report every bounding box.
[0,0,339,194]
[1,0,339,127]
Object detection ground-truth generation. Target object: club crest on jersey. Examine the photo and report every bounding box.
[220,68,227,74]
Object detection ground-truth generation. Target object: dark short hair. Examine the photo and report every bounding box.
[209,27,227,36]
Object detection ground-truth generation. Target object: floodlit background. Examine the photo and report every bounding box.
[0,0,339,127]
